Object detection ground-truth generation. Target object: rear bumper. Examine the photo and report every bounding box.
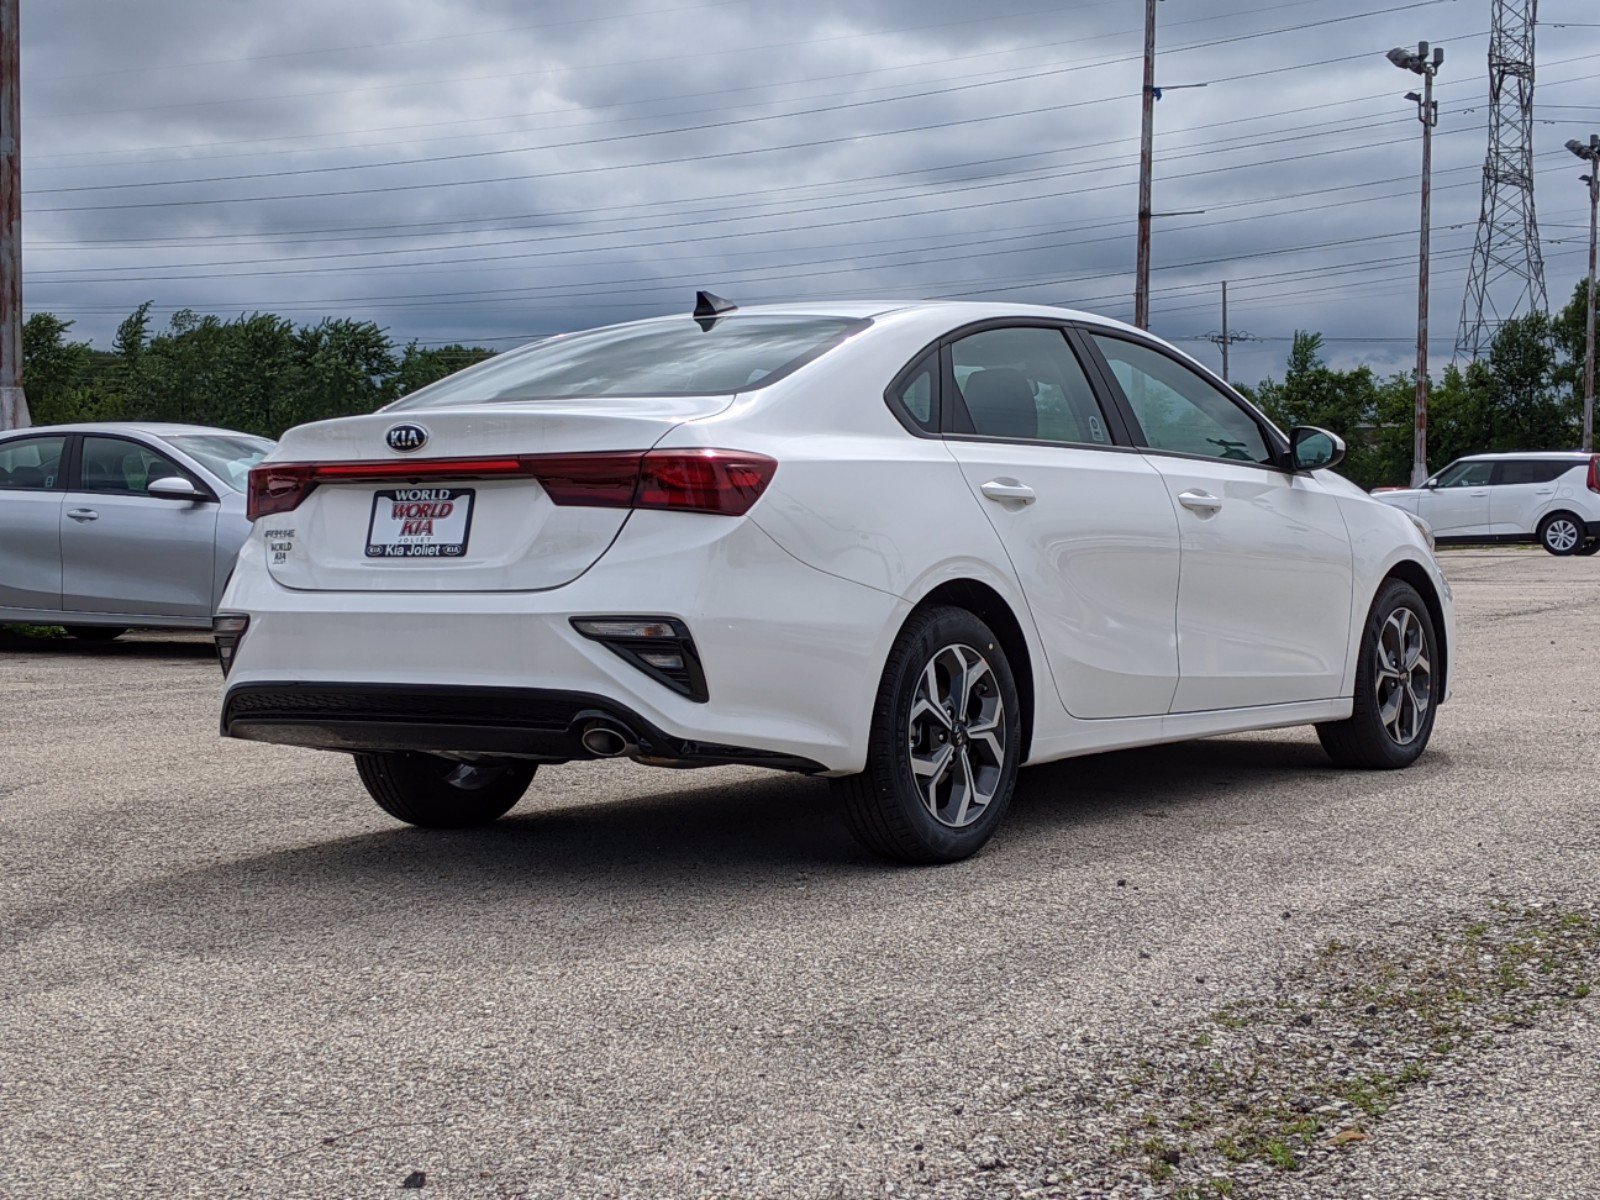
[221,681,827,772]
[219,511,908,774]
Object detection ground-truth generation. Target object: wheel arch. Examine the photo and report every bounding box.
[907,578,1036,762]
[1381,558,1449,699]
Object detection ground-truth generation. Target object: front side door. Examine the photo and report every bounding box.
[0,434,70,612]
[914,324,1181,719]
[60,435,219,618]
[1417,459,1493,537]
[1085,333,1353,713]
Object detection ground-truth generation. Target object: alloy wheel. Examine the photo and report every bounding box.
[906,643,1007,828]
[1374,606,1432,746]
[1545,518,1580,553]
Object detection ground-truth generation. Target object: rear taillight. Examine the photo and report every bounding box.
[246,450,776,521]
[1588,455,1599,494]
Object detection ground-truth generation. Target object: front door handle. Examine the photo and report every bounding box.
[1177,489,1222,513]
[1468,489,1489,497]
[66,508,99,522]
[980,479,1036,505]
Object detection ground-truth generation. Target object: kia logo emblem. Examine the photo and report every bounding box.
[385,423,429,453]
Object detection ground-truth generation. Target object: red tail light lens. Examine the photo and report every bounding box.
[246,449,776,521]
[635,449,778,516]
[1588,455,1599,494]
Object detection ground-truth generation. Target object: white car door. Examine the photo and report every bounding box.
[924,325,1182,719]
[1488,458,1565,536]
[0,433,69,613]
[1085,333,1353,713]
[1416,460,1493,537]
[60,435,219,618]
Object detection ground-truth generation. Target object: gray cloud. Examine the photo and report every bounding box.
[18,0,1600,383]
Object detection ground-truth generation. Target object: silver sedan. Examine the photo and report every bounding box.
[0,422,274,640]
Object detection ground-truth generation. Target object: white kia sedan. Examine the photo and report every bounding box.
[218,298,1453,863]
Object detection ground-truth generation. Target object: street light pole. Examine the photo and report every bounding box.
[1389,41,1444,487]
[1568,134,1600,453]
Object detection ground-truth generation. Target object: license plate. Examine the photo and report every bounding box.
[365,488,474,559]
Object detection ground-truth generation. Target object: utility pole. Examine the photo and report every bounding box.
[1388,41,1444,487]
[1206,281,1253,383]
[0,0,25,431]
[1134,0,1158,330]
[1568,135,1600,452]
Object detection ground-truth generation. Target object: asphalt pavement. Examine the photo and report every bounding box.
[2,549,1596,1199]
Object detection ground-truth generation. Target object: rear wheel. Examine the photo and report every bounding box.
[354,753,536,829]
[64,626,126,642]
[831,606,1022,864]
[1539,512,1584,556]
[1316,579,1438,769]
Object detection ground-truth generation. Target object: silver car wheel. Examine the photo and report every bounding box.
[1545,518,1580,553]
[906,643,1006,829]
[1374,606,1432,747]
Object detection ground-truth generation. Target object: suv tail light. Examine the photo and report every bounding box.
[1588,455,1599,494]
[246,449,776,521]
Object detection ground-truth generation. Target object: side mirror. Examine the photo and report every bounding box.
[147,476,204,501]
[1423,478,1439,489]
[1289,426,1346,473]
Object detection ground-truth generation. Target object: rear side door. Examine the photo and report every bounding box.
[912,322,1182,719]
[1416,460,1493,537]
[1489,459,1567,536]
[0,434,70,613]
[1083,332,1352,713]
[60,435,219,618]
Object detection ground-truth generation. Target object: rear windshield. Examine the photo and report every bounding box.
[387,315,868,409]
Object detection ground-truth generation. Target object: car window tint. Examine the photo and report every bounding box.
[388,315,867,407]
[1092,335,1272,465]
[1435,461,1494,488]
[0,435,67,490]
[80,437,187,494]
[948,327,1111,445]
[890,351,938,432]
[1496,459,1575,485]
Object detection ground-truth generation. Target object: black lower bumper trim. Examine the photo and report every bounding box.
[221,682,824,773]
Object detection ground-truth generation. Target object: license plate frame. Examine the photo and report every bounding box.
[365,487,475,559]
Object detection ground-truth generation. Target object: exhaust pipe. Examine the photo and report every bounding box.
[579,719,637,758]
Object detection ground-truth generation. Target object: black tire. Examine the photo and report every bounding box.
[1538,512,1585,556]
[353,752,536,829]
[830,606,1023,864]
[1576,538,1600,557]
[64,626,126,642]
[1316,579,1439,769]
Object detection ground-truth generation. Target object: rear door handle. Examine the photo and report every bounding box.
[980,479,1036,505]
[66,508,99,522]
[1177,490,1222,513]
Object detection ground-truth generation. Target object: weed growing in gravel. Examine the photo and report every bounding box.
[990,903,1600,1197]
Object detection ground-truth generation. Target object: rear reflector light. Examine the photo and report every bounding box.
[213,613,250,678]
[571,615,708,701]
[1588,455,1599,494]
[246,449,776,521]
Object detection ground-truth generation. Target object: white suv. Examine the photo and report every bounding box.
[1373,452,1600,555]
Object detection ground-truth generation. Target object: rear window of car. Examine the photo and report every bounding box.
[388,315,869,409]
[1496,459,1582,485]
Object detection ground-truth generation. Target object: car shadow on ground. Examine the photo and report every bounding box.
[17,736,1412,964]
[0,628,214,659]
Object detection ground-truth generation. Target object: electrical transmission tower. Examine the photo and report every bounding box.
[1455,0,1547,361]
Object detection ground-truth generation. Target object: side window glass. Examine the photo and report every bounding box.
[889,351,938,433]
[1092,335,1273,465]
[0,435,67,490]
[80,437,187,494]
[1435,461,1493,489]
[948,326,1111,445]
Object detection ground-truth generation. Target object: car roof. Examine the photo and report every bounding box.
[1458,450,1590,461]
[594,299,1147,337]
[0,421,268,439]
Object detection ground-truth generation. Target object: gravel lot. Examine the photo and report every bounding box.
[2,549,1596,1199]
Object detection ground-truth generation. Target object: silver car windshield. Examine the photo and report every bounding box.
[388,315,869,409]
[166,434,276,492]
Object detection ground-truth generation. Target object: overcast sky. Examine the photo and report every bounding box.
[18,0,1600,383]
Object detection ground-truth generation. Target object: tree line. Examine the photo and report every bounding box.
[18,283,1598,491]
